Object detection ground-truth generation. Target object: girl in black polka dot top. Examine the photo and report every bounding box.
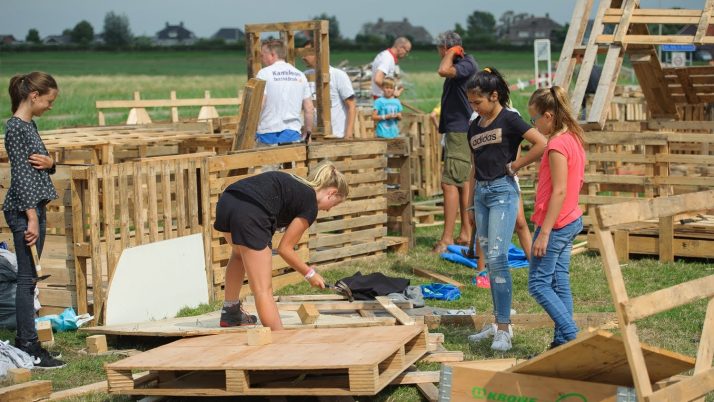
[2,72,64,368]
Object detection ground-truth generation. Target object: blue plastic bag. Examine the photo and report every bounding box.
[420,283,461,301]
[35,307,91,332]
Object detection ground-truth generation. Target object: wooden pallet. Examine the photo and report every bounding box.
[593,190,714,401]
[0,122,228,165]
[95,90,241,126]
[105,325,428,397]
[308,141,389,265]
[587,215,714,261]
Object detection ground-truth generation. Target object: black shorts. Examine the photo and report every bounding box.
[213,192,275,250]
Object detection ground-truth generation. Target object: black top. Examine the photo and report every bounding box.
[439,54,478,133]
[225,171,318,228]
[2,117,57,211]
[468,108,532,181]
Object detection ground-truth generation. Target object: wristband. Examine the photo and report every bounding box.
[506,162,518,177]
[304,268,316,280]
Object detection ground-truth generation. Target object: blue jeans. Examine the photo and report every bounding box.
[474,175,520,324]
[528,216,583,345]
[3,203,46,347]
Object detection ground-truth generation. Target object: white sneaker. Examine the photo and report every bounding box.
[468,323,497,343]
[491,329,513,352]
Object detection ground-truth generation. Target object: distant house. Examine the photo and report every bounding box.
[360,18,433,45]
[42,35,72,45]
[212,28,244,43]
[1,35,19,45]
[501,14,563,46]
[155,22,196,46]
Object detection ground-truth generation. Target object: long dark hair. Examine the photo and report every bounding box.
[466,67,510,107]
[8,72,58,113]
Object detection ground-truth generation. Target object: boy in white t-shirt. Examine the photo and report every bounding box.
[301,45,356,138]
[255,40,314,145]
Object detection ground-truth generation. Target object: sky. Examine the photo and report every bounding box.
[0,0,706,40]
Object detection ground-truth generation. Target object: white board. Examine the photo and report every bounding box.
[105,233,209,326]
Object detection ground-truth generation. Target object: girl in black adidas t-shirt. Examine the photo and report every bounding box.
[214,162,349,331]
[465,67,547,351]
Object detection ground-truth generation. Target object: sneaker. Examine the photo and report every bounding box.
[468,323,497,343]
[491,330,513,352]
[21,343,66,369]
[220,303,258,327]
[468,323,513,344]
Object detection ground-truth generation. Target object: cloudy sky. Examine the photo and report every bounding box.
[1,0,705,40]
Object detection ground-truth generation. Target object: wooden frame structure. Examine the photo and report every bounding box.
[555,0,714,128]
[96,90,242,126]
[245,20,332,137]
[593,190,714,401]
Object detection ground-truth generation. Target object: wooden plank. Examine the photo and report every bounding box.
[658,215,674,262]
[415,383,439,402]
[375,296,415,325]
[96,97,241,109]
[648,367,714,402]
[235,78,266,150]
[389,370,440,385]
[595,190,714,228]
[691,297,714,402]
[0,381,52,401]
[554,0,594,87]
[423,312,617,330]
[413,267,465,289]
[623,275,714,324]
[597,34,714,45]
[613,0,637,45]
[571,0,611,116]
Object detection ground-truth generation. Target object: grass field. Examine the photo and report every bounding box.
[0,224,710,400]
[0,50,550,130]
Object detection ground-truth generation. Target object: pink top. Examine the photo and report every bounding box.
[531,132,585,229]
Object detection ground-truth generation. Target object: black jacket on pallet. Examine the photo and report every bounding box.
[339,271,410,301]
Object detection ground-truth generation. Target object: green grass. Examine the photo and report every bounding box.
[1,221,710,400]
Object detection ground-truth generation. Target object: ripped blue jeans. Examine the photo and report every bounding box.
[474,175,519,324]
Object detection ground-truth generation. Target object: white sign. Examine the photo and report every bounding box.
[671,51,686,67]
[534,39,552,88]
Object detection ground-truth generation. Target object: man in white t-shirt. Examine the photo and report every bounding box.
[371,37,411,99]
[255,39,314,145]
[301,46,356,138]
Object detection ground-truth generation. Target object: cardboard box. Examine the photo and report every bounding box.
[440,362,632,402]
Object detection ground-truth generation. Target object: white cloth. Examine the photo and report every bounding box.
[0,340,34,376]
[305,66,355,137]
[371,49,396,97]
[256,61,311,134]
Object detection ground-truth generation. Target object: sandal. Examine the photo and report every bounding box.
[453,238,470,246]
[432,241,449,254]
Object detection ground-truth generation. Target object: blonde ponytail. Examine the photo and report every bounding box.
[528,86,584,146]
[299,161,349,197]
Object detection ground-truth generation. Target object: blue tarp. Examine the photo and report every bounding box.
[440,244,529,269]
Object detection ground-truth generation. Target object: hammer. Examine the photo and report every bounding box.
[325,280,354,302]
[30,244,51,283]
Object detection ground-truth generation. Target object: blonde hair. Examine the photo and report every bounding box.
[301,161,349,197]
[528,86,584,146]
[382,77,396,89]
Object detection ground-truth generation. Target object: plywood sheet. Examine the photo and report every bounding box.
[105,234,208,326]
[508,329,695,386]
[83,309,393,337]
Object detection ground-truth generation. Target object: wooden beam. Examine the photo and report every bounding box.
[0,381,52,401]
[375,296,415,325]
[613,0,638,45]
[571,0,611,116]
[647,367,714,402]
[554,0,595,87]
[594,190,714,229]
[622,276,714,324]
[234,78,266,150]
[413,267,465,289]
[695,1,714,45]
[692,298,714,402]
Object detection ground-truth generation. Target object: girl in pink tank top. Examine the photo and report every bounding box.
[526,86,586,348]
